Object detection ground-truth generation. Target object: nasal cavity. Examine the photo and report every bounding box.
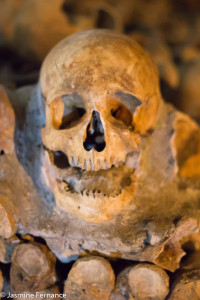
[83,110,106,152]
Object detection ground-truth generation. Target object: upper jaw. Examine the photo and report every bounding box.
[57,154,138,197]
[45,144,140,173]
[68,155,125,171]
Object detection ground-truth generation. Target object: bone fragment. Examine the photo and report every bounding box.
[10,242,56,293]
[168,251,200,300]
[111,263,169,300]
[0,236,20,263]
[0,199,17,239]
[64,256,115,300]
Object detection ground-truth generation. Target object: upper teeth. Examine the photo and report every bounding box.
[69,155,123,171]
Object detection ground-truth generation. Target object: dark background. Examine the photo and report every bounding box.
[0,0,200,122]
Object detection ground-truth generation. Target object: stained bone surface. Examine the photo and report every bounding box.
[111,263,169,300]
[0,30,199,269]
[64,256,115,300]
[10,242,57,293]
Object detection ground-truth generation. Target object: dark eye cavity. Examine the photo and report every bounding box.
[60,93,86,129]
[60,106,85,129]
[110,92,142,127]
[115,91,142,114]
[111,105,133,127]
[50,93,86,130]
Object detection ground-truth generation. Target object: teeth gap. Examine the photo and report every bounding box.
[71,156,75,166]
[89,159,93,170]
[81,188,85,195]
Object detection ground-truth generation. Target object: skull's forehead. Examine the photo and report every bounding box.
[40,30,160,102]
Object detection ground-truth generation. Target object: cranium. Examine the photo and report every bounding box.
[40,29,162,222]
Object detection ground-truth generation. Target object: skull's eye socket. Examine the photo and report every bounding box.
[111,105,133,127]
[110,92,142,127]
[59,106,85,130]
[50,93,86,129]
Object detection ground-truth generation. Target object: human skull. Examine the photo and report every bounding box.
[40,29,162,222]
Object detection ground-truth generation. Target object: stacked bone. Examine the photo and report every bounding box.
[110,263,169,300]
[10,241,58,298]
[168,251,200,299]
[1,233,200,298]
[64,256,115,300]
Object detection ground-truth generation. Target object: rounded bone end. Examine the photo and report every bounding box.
[0,202,17,239]
[64,256,115,300]
[168,274,200,300]
[128,263,169,300]
[168,251,200,300]
[111,263,169,300]
[10,242,57,293]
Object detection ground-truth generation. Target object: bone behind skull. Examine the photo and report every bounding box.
[40,29,162,222]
